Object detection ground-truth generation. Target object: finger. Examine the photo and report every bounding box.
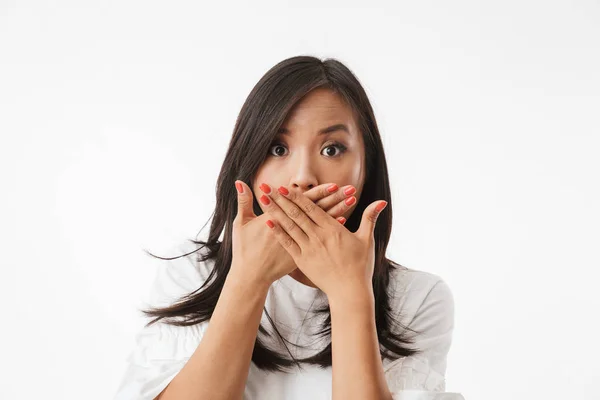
[290,183,356,214]
[357,200,388,240]
[234,180,257,226]
[325,194,358,219]
[301,183,340,205]
[258,184,310,246]
[275,185,337,229]
[315,184,357,211]
[265,219,301,259]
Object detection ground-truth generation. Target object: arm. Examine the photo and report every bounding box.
[329,283,394,400]
[157,269,269,400]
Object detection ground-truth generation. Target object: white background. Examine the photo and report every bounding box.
[1,1,599,399]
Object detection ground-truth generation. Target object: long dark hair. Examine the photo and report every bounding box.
[141,55,424,372]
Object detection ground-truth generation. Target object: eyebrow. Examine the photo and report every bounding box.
[277,124,350,137]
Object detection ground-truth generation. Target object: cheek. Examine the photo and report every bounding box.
[337,158,364,188]
[350,155,365,183]
[252,167,272,193]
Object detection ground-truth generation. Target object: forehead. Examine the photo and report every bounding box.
[281,88,357,129]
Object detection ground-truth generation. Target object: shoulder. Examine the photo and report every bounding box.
[383,264,458,392]
[387,263,456,359]
[388,264,455,322]
[141,240,216,309]
[114,241,216,399]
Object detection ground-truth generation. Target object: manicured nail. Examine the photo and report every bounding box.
[327,184,338,193]
[235,182,244,194]
[260,194,271,205]
[260,183,271,194]
[345,196,356,206]
[278,186,289,196]
[338,217,346,224]
[266,220,274,229]
[376,201,387,212]
[344,186,356,196]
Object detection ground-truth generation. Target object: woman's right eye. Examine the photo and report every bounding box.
[268,142,288,157]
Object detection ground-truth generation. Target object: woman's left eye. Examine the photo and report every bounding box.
[321,142,348,157]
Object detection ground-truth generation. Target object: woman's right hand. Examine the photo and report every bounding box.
[230,180,357,288]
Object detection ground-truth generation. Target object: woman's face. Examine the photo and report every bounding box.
[252,87,366,223]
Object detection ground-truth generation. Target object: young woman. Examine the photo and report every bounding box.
[114,56,464,400]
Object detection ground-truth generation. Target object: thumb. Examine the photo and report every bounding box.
[234,180,257,225]
[357,200,388,240]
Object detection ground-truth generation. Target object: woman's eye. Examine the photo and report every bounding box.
[269,143,288,157]
[268,142,348,158]
[322,142,348,157]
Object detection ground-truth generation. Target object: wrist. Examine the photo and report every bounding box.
[327,281,374,311]
[227,265,272,294]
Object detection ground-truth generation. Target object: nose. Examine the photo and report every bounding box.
[289,177,317,193]
[288,156,318,193]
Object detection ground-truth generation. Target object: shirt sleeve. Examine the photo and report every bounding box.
[384,278,457,396]
[113,244,212,400]
[390,390,466,400]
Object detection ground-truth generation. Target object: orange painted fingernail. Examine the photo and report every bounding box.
[376,201,387,212]
[327,184,338,193]
[266,220,274,228]
[260,194,271,205]
[344,186,356,196]
[260,183,271,194]
[338,217,346,224]
[345,196,356,206]
[278,186,289,196]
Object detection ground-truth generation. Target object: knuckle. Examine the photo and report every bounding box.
[303,202,316,214]
[288,206,302,219]
[282,235,294,248]
[284,220,297,232]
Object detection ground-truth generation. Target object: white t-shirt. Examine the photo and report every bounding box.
[113,242,465,400]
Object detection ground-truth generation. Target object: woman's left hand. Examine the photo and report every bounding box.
[259,183,387,301]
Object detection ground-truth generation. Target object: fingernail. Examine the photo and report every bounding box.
[344,186,356,196]
[376,201,387,212]
[278,186,289,196]
[260,194,271,205]
[260,183,271,194]
[338,217,346,224]
[327,184,338,193]
[266,220,274,229]
[345,196,356,206]
[235,182,244,194]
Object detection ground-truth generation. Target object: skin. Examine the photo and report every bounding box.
[155,89,387,400]
[251,88,366,288]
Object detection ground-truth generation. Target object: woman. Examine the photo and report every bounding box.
[114,56,464,400]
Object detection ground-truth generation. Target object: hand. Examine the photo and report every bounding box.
[231,180,359,288]
[259,184,387,300]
